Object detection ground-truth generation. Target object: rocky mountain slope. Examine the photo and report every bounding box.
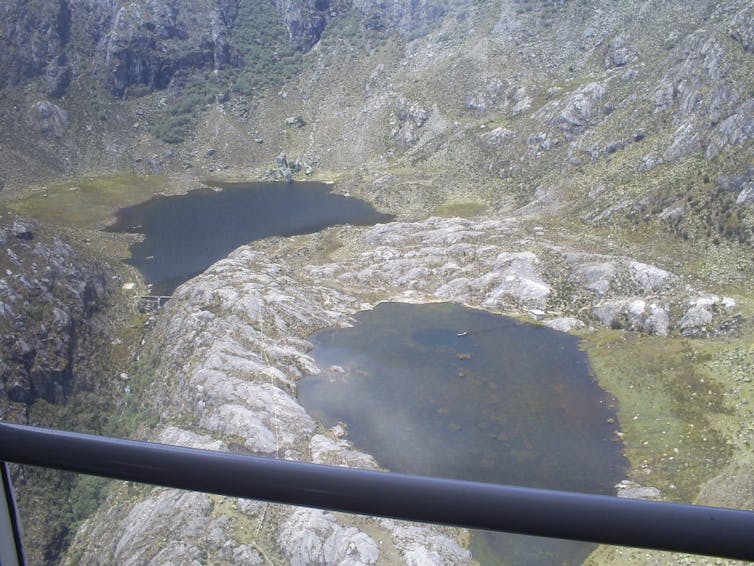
[0,211,132,564]
[67,240,474,564]
[0,214,114,408]
[1,1,752,247]
[65,213,749,564]
[1,0,753,564]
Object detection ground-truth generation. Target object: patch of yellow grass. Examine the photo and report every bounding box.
[9,174,167,229]
[433,198,487,218]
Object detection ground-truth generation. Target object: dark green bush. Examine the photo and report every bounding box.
[231,0,304,94]
[150,114,190,144]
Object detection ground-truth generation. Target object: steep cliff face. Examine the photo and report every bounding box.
[101,0,242,97]
[0,0,242,99]
[0,213,110,408]
[0,212,125,565]
[352,0,454,34]
[0,0,466,99]
[273,0,330,50]
[0,0,71,96]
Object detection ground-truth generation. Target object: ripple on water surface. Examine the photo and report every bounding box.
[299,302,628,565]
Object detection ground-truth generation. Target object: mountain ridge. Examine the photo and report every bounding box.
[0,1,753,564]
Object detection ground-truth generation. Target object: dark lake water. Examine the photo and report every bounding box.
[106,181,392,295]
[299,302,628,565]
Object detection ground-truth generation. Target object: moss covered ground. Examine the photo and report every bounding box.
[7,173,167,228]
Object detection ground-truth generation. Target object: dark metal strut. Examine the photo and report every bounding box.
[1,461,25,566]
[1,422,752,561]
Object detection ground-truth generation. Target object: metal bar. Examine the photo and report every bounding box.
[1,462,25,566]
[1,422,753,561]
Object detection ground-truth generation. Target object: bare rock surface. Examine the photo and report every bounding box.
[28,100,68,139]
[545,317,585,333]
[308,218,714,335]
[481,126,517,148]
[273,0,329,51]
[678,294,739,337]
[309,433,380,468]
[730,3,754,53]
[378,519,473,566]
[535,82,608,138]
[616,480,663,500]
[65,205,742,563]
[0,213,110,408]
[352,0,450,36]
[279,509,381,566]
[68,241,472,565]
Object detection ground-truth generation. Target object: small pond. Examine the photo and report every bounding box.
[298,302,628,565]
[106,181,392,295]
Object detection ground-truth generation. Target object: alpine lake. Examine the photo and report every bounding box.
[106,181,392,295]
[109,182,628,564]
[299,302,628,565]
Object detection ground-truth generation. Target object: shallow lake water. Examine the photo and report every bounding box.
[299,302,628,565]
[106,181,392,295]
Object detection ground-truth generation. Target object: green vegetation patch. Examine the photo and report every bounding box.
[583,330,736,503]
[433,198,487,218]
[230,0,304,95]
[8,174,167,228]
[148,73,227,144]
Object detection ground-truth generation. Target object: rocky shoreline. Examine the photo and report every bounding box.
[1,1,751,562]
[67,240,473,564]
[65,213,745,563]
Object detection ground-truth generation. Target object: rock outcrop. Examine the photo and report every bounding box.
[44,54,72,98]
[306,218,701,334]
[719,164,754,206]
[352,0,453,35]
[0,0,70,91]
[0,214,110,408]
[655,27,754,160]
[730,3,754,53]
[67,244,471,564]
[103,0,241,97]
[536,82,608,138]
[273,0,330,51]
[28,100,69,138]
[393,95,430,147]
